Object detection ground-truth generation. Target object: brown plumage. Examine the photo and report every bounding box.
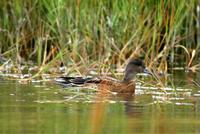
[56,59,148,94]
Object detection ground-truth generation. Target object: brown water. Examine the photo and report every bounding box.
[0,70,200,134]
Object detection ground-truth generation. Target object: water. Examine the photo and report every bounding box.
[0,70,200,134]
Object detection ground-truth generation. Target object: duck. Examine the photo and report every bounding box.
[56,59,149,94]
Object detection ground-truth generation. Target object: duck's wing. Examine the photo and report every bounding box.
[56,76,120,88]
[55,76,101,87]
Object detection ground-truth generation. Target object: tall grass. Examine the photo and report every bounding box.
[0,0,199,74]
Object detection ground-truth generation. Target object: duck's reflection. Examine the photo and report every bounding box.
[119,93,146,117]
[90,92,109,134]
[89,91,148,134]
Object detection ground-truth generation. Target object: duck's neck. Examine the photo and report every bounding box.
[123,72,136,82]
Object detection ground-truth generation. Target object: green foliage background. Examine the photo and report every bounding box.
[0,0,199,72]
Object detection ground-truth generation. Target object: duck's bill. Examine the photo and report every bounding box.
[143,68,152,75]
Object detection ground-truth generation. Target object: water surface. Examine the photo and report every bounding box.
[0,70,200,134]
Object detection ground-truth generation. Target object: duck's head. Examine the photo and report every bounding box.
[123,59,149,82]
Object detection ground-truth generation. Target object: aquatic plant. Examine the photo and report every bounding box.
[0,0,199,75]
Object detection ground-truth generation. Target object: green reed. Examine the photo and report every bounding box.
[0,0,199,74]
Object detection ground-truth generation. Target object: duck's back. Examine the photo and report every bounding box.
[56,76,135,94]
[94,76,135,94]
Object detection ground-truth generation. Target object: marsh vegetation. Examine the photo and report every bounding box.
[0,0,200,77]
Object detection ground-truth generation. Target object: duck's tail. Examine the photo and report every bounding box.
[55,76,101,87]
